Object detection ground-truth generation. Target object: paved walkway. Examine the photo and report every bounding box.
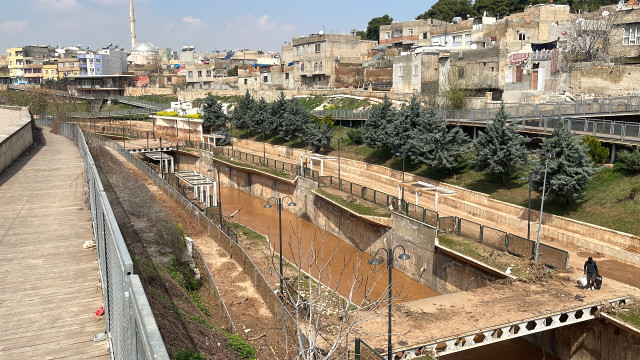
[0,129,109,359]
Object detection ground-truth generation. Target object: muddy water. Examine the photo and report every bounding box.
[220,185,439,302]
[441,337,560,360]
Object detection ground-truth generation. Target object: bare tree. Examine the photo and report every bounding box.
[564,10,618,63]
[268,223,407,359]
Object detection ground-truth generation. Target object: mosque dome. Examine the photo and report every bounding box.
[133,41,157,52]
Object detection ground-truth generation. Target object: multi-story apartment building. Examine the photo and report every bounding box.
[6,46,55,85]
[23,63,43,85]
[185,63,215,90]
[43,60,58,81]
[284,33,376,89]
[78,45,128,76]
[379,19,447,51]
[57,58,80,78]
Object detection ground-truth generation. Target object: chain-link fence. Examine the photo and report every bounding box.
[40,118,169,360]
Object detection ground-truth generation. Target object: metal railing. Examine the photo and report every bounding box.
[36,117,169,360]
[354,338,385,360]
[87,128,302,348]
[69,108,157,118]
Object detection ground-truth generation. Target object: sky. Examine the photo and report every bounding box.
[0,0,437,54]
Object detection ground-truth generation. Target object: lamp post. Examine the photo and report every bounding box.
[528,171,532,240]
[368,244,411,360]
[534,152,555,263]
[207,164,223,226]
[262,124,266,165]
[337,138,342,189]
[264,196,297,297]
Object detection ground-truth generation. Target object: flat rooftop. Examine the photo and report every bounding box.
[0,106,31,143]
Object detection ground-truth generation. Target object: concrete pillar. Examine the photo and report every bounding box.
[320,159,324,176]
[473,127,477,141]
[435,192,440,213]
[213,182,217,206]
[611,143,616,163]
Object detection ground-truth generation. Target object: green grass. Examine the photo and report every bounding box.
[227,222,268,246]
[100,102,135,111]
[137,94,179,105]
[315,188,391,218]
[438,235,527,278]
[295,95,326,110]
[617,305,640,328]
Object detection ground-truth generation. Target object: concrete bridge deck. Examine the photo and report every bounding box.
[0,129,109,359]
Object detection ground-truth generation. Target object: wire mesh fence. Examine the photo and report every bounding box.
[89,129,302,348]
[53,121,168,360]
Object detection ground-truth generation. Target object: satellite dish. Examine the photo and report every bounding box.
[602,10,610,17]
[471,44,478,49]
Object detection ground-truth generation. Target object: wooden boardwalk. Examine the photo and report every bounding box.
[0,129,109,359]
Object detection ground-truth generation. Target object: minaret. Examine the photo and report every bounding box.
[129,0,136,49]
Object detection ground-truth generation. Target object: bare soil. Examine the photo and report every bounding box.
[91,140,290,359]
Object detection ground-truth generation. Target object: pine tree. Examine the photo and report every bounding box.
[363,94,395,150]
[470,103,529,186]
[267,91,289,135]
[201,94,229,144]
[252,97,271,137]
[387,96,423,157]
[281,99,312,141]
[410,107,471,174]
[532,121,597,203]
[306,122,333,153]
[232,90,255,131]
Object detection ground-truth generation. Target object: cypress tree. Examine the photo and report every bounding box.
[201,94,229,144]
[232,90,255,131]
[470,103,529,186]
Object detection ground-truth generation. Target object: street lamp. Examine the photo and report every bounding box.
[337,138,342,189]
[263,196,297,297]
[368,244,411,360]
[207,164,224,226]
[534,152,556,263]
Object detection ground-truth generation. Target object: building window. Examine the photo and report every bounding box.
[197,70,202,77]
[167,77,172,83]
[453,35,462,47]
[408,29,414,36]
[518,33,526,41]
[206,70,212,77]
[385,32,391,39]
[465,34,471,44]
[301,63,305,71]
[188,71,193,78]
[423,32,428,40]
[314,62,318,71]
[285,73,289,80]
[623,27,640,45]
[315,43,321,53]
[319,61,322,71]
[457,67,464,79]
[263,75,268,83]
[244,78,248,84]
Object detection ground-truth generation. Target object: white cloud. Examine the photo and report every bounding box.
[36,0,81,12]
[182,16,205,28]
[228,14,294,33]
[0,20,28,33]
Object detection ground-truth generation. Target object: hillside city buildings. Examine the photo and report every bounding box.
[2,1,640,102]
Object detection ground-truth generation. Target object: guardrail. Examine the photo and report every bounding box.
[88,129,302,349]
[35,117,169,360]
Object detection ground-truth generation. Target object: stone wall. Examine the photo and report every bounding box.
[567,63,640,97]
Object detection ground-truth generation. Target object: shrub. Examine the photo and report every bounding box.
[172,349,207,360]
[226,334,257,360]
[157,110,178,117]
[617,149,640,173]
[581,135,609,165]
[346,128,363,145]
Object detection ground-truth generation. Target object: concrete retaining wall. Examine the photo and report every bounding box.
[0,107,33,174]
[232,138,640,265]
[526,318,640,360]
[199,156,502,293]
